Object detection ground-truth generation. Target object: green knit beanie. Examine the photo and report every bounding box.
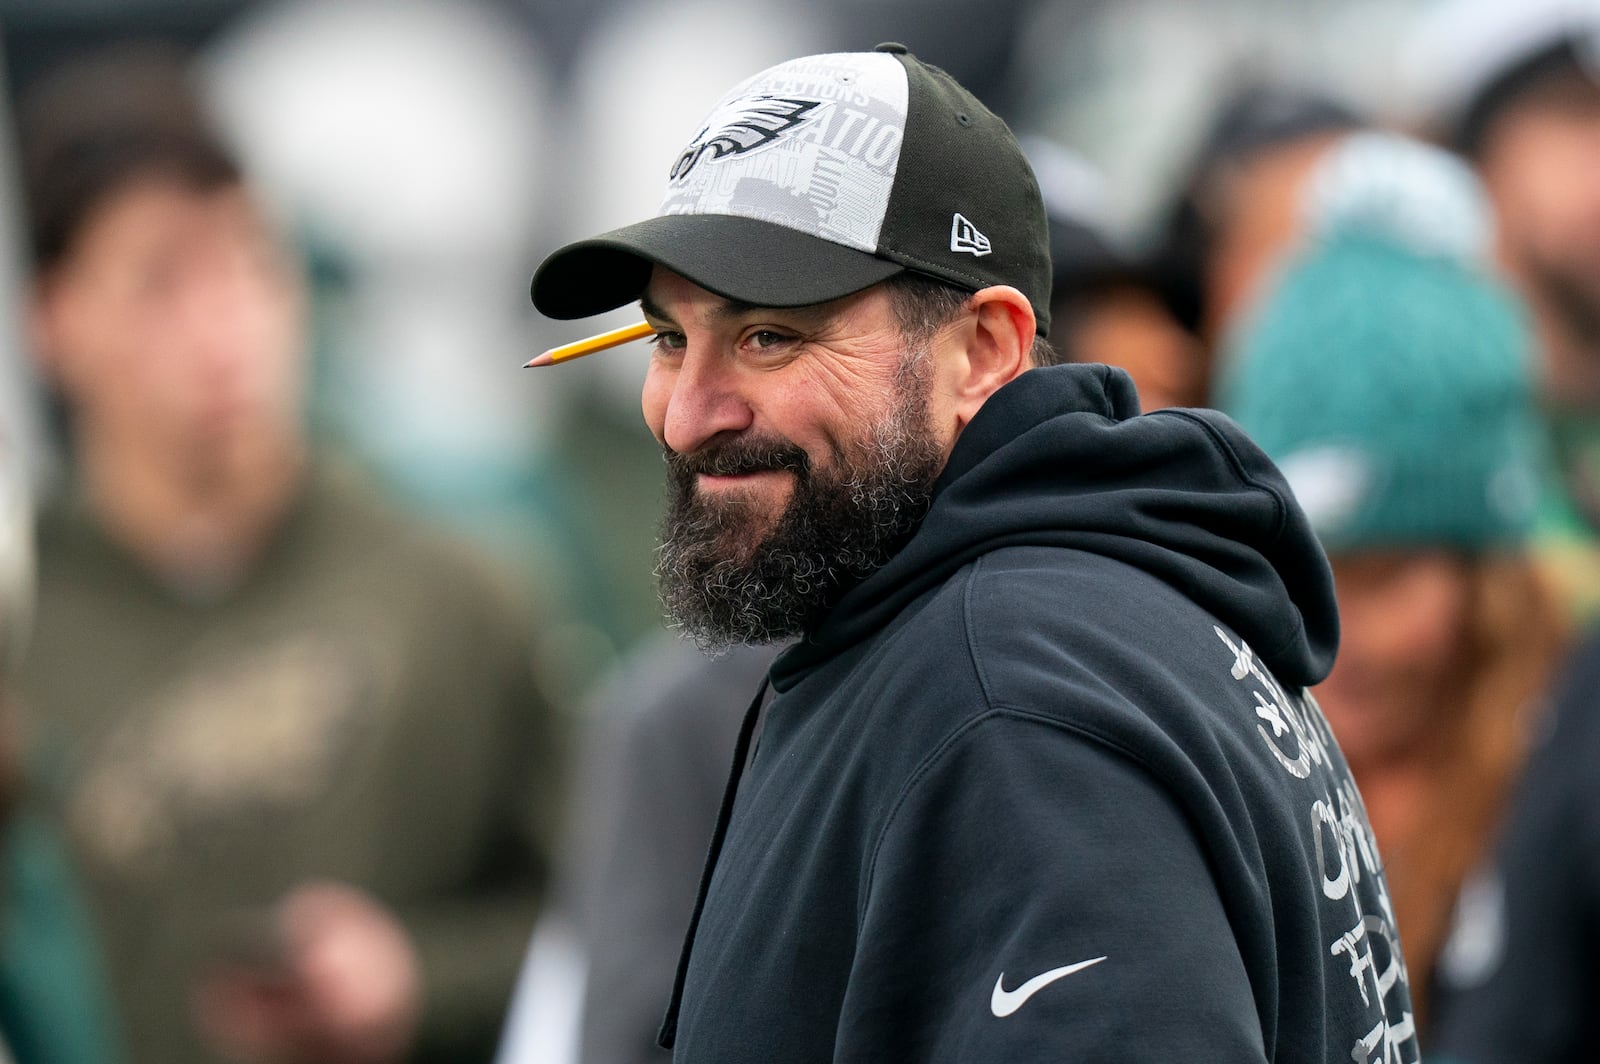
[1217,132,1541,555]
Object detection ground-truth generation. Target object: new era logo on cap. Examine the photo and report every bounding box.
[950,213,991,256]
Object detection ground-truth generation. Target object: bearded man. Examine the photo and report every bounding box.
[529,45,1417,1062]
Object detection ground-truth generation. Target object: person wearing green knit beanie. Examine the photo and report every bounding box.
[1221,131,1543,554]
[1218,131,1570,1046]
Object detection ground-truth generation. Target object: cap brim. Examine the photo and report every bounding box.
[530,214,905,320]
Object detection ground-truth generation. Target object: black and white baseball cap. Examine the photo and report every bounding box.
[530,43,1053,336]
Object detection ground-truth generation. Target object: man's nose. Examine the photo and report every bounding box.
[657,348,755,456]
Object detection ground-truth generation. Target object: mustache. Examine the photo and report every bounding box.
[665,438,812,479]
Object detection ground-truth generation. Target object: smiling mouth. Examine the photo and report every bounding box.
[667,437,811,493]
[696,468,792,489]
[701,468,786,478]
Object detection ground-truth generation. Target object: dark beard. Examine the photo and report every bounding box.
[656,357,945,652]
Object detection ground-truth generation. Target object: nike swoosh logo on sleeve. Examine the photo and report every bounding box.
[990,956,1107,1017]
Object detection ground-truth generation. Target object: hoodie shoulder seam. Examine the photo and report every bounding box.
[961,554,1002,717]
[1159,409,1289,542]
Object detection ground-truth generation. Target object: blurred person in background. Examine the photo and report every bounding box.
[15,48,567,1064]
[1153,81,1364,392]
[0,345,123,1064]
[0,54,126,1064]
[1025,137,1204,411]
[1219,132,1568,1045]
[1403,7,1600,1058]
[1424,555,1600,1059]
[1416,0,1600,621]
[199,0,610,681]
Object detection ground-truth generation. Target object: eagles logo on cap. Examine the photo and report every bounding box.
[670,96,830,182]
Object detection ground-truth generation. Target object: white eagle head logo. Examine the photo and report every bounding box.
[669,95,827,182]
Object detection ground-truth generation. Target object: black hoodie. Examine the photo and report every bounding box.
[661,364,1419,1062]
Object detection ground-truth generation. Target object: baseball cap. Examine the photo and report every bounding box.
[530,43,1053,336]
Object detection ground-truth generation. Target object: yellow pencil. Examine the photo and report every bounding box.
[525,320,656,367]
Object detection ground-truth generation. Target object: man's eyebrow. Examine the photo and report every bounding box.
[639,291,830,328]
[706,296,770,323]
[639,293,674,324]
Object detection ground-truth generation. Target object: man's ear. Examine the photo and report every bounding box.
[945,285,1036,431]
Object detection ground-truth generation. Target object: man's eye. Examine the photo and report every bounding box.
[652,330,686,351]
[748,330,791,349]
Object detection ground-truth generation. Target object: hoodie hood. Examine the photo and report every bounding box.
[771,362,1339,691]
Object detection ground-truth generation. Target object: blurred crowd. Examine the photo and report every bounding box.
[0,0,1596,1062]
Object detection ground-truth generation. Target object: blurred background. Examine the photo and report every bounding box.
[1,2,1599,1063]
